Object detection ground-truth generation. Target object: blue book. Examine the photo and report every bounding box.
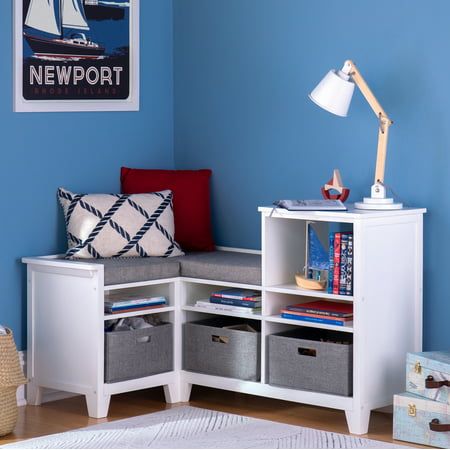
[281,312,346,326]
[339,233,349,295]
[209,296,261,308]
[107,301,166,312]
[328,232,335,293]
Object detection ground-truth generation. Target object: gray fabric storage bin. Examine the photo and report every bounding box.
[268,328,353,396]
[183,317,261,381]
[105,322,173,383]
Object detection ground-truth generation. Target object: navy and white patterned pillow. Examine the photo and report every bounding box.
[58,188,184,259]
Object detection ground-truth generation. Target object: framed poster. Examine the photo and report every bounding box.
[14,0,139,112]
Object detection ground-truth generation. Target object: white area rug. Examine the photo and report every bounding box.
[2,406,407,449]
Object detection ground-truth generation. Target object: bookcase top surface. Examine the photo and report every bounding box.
[258,205,426,221]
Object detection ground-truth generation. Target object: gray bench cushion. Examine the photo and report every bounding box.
[92,257,180,286]
[75,250,261,286]
[177,251,261,286]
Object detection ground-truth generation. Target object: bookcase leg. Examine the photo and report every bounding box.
[180,382,192,402]
[163,382,192,403]
[85,393,111,418]
[345,408,371,435]
[26,382,42,406]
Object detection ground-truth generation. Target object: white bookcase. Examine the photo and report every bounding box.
[22,206,425,435]
[258,206,425,434]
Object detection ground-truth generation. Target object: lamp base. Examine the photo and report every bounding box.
[354,182,403,210]
[354,197,403,210]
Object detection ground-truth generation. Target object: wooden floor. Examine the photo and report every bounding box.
[0,386,412,447]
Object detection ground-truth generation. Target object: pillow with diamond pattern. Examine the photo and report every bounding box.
[58,188,184,259]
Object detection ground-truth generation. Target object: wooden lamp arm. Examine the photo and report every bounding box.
[343,60,393,184]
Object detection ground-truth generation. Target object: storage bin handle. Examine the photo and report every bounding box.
[298,347,317,357]
[429,418,450,432]
[426,375,450,389]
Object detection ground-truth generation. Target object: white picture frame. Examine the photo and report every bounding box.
[14,0,140,112]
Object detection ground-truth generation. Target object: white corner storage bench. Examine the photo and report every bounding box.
[23,206,425,435]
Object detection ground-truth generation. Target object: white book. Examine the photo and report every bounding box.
[195,300,260,314]
[274,199,346,211]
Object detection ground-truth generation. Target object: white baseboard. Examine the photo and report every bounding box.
[17,351,77,407]
[16,351,26,407]
[216,245,261,255]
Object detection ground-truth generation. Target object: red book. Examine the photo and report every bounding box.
[333,232,341,295]
[285,300,353,318]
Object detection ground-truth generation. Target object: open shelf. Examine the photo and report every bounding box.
[182,305,262,320]
[264,314,354,333]
[266,283,353,301]
[104,278,178,292]
[181,277,261,291]
[104,306,175,320]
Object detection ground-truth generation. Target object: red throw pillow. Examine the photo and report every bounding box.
[121,167,215,252]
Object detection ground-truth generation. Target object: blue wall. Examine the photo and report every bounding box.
[173,0,449,350]
[1,0,174,350]
[4,0,448,352]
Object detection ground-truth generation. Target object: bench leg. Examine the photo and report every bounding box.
[345,407,371,435]
[85,392,111,418]
[164,382,192,403]
[26,382,42,406]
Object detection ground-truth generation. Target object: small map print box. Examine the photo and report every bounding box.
[407,351,450,405]
[394,392,450,448]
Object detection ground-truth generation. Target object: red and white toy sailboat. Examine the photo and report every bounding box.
[321,169,350,202]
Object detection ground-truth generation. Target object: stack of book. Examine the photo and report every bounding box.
[328,231,353,296]
[280,300,353,326]
[195,288,261,314]
[104,293,167,314]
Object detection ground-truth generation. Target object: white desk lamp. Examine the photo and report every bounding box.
[309,60,402,210]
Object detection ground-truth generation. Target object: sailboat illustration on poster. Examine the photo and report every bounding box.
[24,0,105,60]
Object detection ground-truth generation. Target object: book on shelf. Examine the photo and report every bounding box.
[104,296,167,313]
[327,231,353,296]
[328,232,335,294]
[209,296,261,308]
[210,288,261,301]
[339,233,349,295]
[105,304,167,315]
[281,309,353,322]
[104,292,166,303]
[105,297,167,308]
[332,232,341,295]
[195,300,261,314]
[346,234,353,295]
[280,312,352,326]
[284,300,353,318]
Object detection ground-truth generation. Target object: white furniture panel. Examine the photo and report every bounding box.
[23,206,425,435]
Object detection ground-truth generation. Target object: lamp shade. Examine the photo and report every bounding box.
[309,70,355,117]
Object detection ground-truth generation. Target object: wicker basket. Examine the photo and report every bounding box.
[0,328,27,437]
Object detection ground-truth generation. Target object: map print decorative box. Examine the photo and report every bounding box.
[394,392,450,448]
[407,351,450,405]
